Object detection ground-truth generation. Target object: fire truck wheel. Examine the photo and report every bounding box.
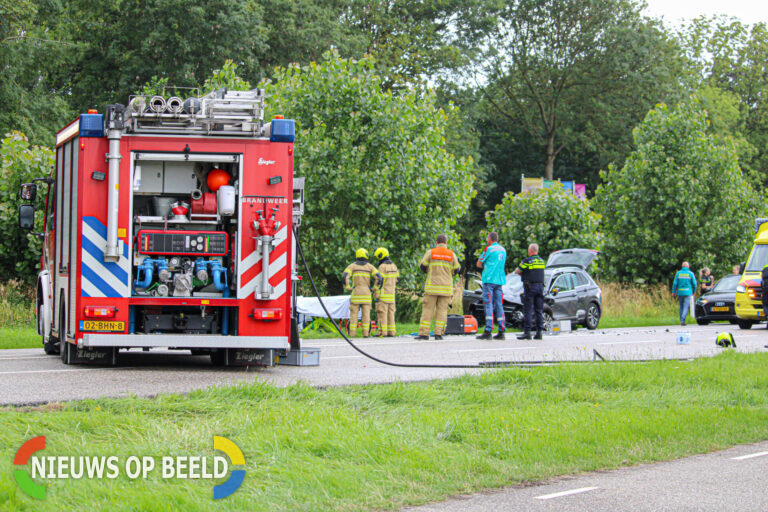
[60,340,76,364]
[60,306,74,365]
[43,338,60,355]
[210,350,226,366]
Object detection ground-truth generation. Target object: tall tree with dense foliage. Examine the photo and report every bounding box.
[62,0,265,111]
[345,0,495,88]
[0,0,74,146]
[679,17,768,181]
[265,53,477,292]
[482,0,683,180]
[483,186,603,263]
[594,99,762,283]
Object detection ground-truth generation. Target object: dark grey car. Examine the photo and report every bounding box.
[543,248,602,329]
[463,248,602,330]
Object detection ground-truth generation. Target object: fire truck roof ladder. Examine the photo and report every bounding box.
[123,88,266,137]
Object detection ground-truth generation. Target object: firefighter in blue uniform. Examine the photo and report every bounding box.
[514,243,546,340]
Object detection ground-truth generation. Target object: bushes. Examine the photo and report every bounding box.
[594,99,762,283]
[265,52,477,294]
[0,131,53,284]
[483,185,603,262]
[0,279,35,327]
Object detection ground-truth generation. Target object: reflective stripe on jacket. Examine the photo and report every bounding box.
[343,262,380,304]
[672,268,697,296]
[420,244,460,296]
[375,261,399,303]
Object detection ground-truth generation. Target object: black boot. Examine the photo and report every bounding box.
[534,331,543,340]
[415,335,429,340]
[476,331,492,340]
[434,335,443,340]
[493,331,505,340]
[517,331,532,340]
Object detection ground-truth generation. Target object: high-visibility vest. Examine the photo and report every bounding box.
[421,244,459,296]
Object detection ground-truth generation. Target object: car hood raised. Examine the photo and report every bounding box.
[546,248,599,270]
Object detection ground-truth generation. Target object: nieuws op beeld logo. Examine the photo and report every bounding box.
[12,435,246,500]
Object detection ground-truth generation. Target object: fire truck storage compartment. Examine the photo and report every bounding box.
[132,305,233,335]
[131,156,239,300]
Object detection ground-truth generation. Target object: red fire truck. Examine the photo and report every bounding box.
[18,88,315,366]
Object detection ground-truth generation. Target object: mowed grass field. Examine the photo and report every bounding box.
[2,351,768,511]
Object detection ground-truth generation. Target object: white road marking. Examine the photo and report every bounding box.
[0,367,133,375]
[596,339,662,346]
[0,355,50,361]
[453,346,536,353]
[731,451,768,460]
[535,487,599,500]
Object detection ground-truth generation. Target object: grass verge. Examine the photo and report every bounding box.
[599,281,695,328]
[0,327,40,349]
[2,351,768,511]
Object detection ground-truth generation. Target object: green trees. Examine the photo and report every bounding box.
[482,0,683,180]
[679,18,768,182]
[483,186,603,263]
[0,132,53,283]
[64,0,264,112]
[266,53,476,292]
[594,99,761,283]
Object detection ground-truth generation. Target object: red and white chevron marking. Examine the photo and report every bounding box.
[238,226,289,300]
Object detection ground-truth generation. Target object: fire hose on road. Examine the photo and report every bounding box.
[293,226,696,369]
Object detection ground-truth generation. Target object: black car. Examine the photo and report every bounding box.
[694,274,740,325]
[463,248,602,331]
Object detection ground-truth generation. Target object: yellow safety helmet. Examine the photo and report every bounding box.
[374,247,389,260]
[355,248,369,259]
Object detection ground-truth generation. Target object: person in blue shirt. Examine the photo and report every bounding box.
[672,262,697,326]
[476,232,507,340]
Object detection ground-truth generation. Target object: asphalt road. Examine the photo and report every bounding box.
[1,323,766,406]
[405,441,768,512]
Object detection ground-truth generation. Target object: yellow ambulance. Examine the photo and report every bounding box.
[735,218,768,328]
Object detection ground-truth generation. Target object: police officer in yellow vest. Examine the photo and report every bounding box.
[373,247,399,337]
[417,234,460,340]
[342,249,382,337]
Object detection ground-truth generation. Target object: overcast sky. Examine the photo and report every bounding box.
[643,0,768,26]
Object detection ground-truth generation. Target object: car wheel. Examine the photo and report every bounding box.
[470,305,484,327]
[584,302,601,330]
[738,320,754,330]
[696,318,710,326]
[542,310,553,333]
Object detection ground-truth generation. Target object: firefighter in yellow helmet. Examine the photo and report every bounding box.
[417,234,460,340]
[373,247,399,337]
[342,248,382,337]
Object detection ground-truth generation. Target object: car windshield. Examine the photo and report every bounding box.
[746,244,768,272]
[712,275,740,293]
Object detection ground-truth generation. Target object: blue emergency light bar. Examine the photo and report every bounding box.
[79,113,104,137]
[270,119,295,143]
